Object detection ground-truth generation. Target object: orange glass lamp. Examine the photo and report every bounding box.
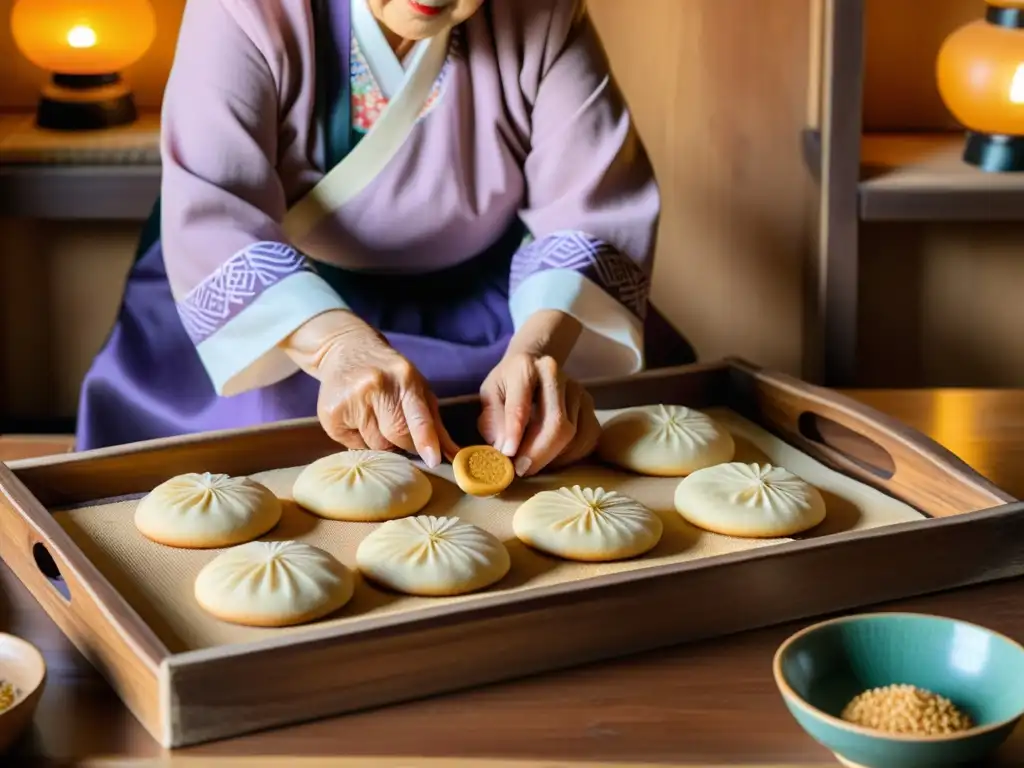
[938,1,1024,172]
[10,0,156,131]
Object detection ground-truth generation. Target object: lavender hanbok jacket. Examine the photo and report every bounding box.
[76,0,681,450]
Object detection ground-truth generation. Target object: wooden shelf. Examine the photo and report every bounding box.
[0,164,160,220]
[859,133,1024,222]
[805,0,1024,388]
[802,128,1024,223]
[0,111,160,221]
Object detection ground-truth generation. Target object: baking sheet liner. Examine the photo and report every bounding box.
[52,409,925,651]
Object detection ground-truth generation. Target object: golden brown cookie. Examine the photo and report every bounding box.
[452,445,515,497]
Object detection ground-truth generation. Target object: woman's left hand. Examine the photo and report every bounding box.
[478,352,601,478]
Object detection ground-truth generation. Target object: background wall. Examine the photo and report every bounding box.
[589,0,813,376]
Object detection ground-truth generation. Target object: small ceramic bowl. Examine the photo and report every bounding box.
[773,612,1024,768]
[0,633,46,754]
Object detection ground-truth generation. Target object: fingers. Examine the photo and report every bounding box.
[477,378,504,448]
[332,428,370,451]
[513,356,575,477]
[318,352,449,467]
[550,387,600,468]
[318,344,604,477]
[430,394,461,462]
[354,410,391,452]
[377,363,452,469]
[398,388,443,468]
[564,378,583,427]
[317,390,369,449]
[500,356,537,458]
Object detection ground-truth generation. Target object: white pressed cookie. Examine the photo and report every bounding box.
[356,515,511,597]
[598,404,735,477]
[293,450,433,522]
[513,485,663,562]
[195,540,355,627]
[134,472,282,549]
[673,462,826,538]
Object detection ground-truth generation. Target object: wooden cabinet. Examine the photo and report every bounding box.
[0,114,159,431]
[806,0,1024,386]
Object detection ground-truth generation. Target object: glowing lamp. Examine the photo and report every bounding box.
[10,0,157,131]
[937,1,1024,171]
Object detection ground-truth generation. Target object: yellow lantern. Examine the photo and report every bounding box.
[10,0,157,130]
[937,0,1024,172]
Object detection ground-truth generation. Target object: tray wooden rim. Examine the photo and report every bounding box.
[5,358,1011,505]
[3,357,1021,748]
[0,463,168,666]
[2,357,1017,667]
[166,503,1022,665]
[7,358,1013,504]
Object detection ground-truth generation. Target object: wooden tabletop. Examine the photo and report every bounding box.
[4,389,1024,766]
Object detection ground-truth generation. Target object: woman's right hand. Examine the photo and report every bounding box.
[282,310,458,468]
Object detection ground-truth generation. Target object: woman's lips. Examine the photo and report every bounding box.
[408,0,447,17]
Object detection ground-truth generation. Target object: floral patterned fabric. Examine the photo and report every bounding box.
[350,29,459,133]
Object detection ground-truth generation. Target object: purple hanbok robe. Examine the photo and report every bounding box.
[76,0,688,450]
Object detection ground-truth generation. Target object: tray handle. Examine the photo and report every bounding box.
[0,462,169,662]
[731,361,1014,516]
[0,461,172,743]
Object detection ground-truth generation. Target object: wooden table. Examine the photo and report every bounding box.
[4,390,1024,766]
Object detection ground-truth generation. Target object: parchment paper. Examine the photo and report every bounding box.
[53,409,925,651]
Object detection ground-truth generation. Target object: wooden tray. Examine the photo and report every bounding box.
[1,359,1021,748]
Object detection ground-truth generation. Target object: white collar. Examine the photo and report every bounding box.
[351,0,430,99]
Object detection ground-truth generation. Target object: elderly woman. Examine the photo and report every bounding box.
[77,0,692,476]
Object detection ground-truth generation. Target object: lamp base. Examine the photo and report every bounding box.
[36,74,138,131]
[963,131,1024,173]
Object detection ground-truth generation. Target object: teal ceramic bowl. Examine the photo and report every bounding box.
[773,612,1024,768]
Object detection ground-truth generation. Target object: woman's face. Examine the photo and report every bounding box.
[368,0,484,41]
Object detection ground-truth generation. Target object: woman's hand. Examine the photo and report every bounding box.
[478,353,600,477]
[282,310,458,467]
[478,310,600,477]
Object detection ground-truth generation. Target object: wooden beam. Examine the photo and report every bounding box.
[801,128,822,184]
[807,0,825,129]
[807,0,865,386]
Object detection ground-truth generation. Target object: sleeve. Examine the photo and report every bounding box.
[511,0,660,381]
[160,0,348,397]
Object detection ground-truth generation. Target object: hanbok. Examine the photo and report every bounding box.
[76,0,694,450]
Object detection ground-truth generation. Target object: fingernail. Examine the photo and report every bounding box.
[422,447,440,468]
[514,457,532,477]
[501,439,517,457]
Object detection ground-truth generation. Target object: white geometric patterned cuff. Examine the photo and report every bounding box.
[509,230,651,320]
[508,268,644,381]
[195,270,348,396]
[176,242,318,344]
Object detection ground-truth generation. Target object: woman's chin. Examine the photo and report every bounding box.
[383,9,453,41]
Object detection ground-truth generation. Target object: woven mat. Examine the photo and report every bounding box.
[53,408,924,652]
